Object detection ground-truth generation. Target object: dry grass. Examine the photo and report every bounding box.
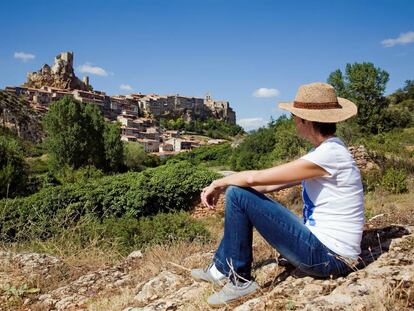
[0,230,121,269]
[84,209,278,310]
[365,280,414,311]
[365,176,414,225]
[87,287,136,311]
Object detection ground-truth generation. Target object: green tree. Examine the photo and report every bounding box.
[328,62,390,133]
[103,122,124,172]
[230,116,308,171]
[0,135,27,198]
[175,117,185,130]
[231,123,277,170]
[43,96,122,172]
[270,117,309,163]
[123,142,147,171]
[391,80,414,103]
[327,69,348,97]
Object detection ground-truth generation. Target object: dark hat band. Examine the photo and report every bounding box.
[293,101,342,110]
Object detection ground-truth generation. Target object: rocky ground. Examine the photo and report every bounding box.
[1,216,413,310]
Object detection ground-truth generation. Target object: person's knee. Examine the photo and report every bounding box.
[225,185,243,201]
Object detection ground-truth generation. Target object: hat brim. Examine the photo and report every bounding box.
[278,97,357,123]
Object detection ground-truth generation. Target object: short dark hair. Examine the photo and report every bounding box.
[311,121,336,136]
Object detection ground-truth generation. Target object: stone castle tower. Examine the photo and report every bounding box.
[24,52,91,91]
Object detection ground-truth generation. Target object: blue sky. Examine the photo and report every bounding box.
[1,0,413,130]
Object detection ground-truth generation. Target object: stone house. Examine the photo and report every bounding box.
[165,138,192,152]
[121,135,137,142]
[137,138,160,153]
[159,143,174,152]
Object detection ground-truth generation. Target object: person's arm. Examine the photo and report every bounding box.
[201,159,327,208]
[252,181,301,194]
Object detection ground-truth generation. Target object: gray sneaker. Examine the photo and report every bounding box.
[191,263,227,286]
[207,280,260,307]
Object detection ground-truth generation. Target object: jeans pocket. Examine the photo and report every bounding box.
[298,260,331,278]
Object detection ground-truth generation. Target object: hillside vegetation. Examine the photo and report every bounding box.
[0,62,413,310]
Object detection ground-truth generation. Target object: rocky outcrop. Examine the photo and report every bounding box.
[348,145,379,172]
[23,52,91,91]
[0,90,43,142]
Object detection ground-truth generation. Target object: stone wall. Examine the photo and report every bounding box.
[348,145,379,171]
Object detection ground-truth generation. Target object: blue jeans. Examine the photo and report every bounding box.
[213,186,351,280]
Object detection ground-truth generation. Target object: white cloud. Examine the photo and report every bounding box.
[120,84,133,91]
[14,51,35,62]
[77,63,108,76]
[237,117,267,131]
[252,87,280,98]
[381,31,414,47]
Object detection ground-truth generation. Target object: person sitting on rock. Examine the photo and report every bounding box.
[191,82,364,307]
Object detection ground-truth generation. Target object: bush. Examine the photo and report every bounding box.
[168,143,232,167]
[381,108,412,131]
[362,169,383,193]
[230,125,276,170]
[230,116,309,170]
[160,117,244,139]
[53,165,105,184]
[66,211,210,255]
[270,118,309,164]
[0,161,219,242]
[123,142,149,171]
[380,168,408,194]
[353,128,414,160]
[362,168,409,194]
[24,171,60,195]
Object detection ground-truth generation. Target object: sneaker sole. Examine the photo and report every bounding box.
[208,288,259,308]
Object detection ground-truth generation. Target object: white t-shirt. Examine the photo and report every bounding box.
[300,137,365,260]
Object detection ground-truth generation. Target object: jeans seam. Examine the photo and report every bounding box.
[251,206,316,251]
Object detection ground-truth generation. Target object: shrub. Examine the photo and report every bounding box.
[53,165,105,184]
[0,161,219,242]
[230,125,276,170]
[63,211,210,255]
[123,141,148,171]
[363,168,409,194]
[230,116,309,170]
[270,118,309,164]
[0,135,27,198]
[381,108,412,131]
[160,117,244,139]
[361,169,383,193]
[380,168,408,194]
[168,143,232,167]
[24,171,60,195]
[353,128,414,160]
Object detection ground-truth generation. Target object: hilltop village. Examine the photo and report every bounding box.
[4,52,236,154]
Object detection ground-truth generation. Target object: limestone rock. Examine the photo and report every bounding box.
[127,250,144,260]
[134,271,184,304]
[35,266,133,310]
[24,52,91,91]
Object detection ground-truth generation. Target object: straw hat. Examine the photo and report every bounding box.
[278,82,357,123]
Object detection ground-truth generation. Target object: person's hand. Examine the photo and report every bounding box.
[201,183,223,209]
